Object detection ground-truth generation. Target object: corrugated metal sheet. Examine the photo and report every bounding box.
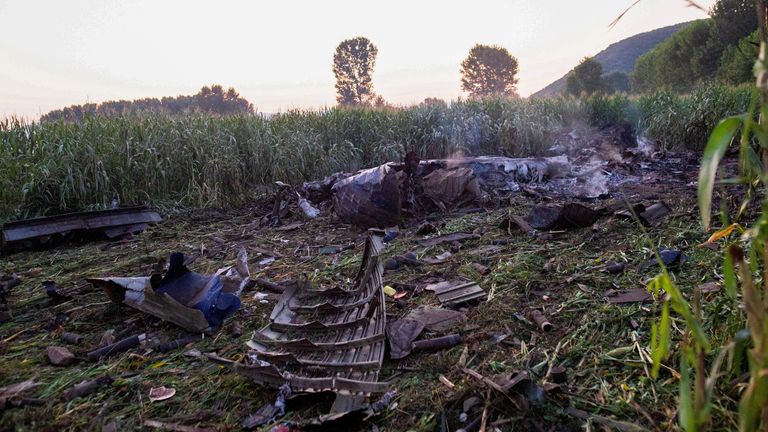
[211,230,389,412]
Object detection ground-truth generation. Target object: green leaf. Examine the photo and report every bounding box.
[699,117,742,230]
[723,246,737,298]
[679,354,696,432]
[650,300,671,379]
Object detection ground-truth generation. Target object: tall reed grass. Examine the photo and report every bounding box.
[0,86,753,221]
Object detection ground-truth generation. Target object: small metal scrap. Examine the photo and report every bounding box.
[606,288,654,304]
[425,281,486,307]
[530,310,553,332]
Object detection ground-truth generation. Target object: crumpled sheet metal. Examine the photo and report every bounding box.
[89,276,211,332]
[332,164,401,228]
[422,167,483,209]
[420,156,569,193]
[211,230,389,408]
[89,253,247,332]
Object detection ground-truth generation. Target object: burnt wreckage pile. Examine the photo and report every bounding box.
[211,230,389,421]
[303,124,651,227]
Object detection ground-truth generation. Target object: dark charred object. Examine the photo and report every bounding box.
[1,206,161,254]
[526,203,600,230]
[87,333,145,361]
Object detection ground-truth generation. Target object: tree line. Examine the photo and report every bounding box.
[41,85,254,122]
[42,0,753,121]
[567,0,758,96]
[41,39,521,121]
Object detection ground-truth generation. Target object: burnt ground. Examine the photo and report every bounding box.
[0,152,750,432]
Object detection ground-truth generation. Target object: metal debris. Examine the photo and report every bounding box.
[425,281,486,307]
[419,233,480,248]
[530,310,553,332]
[60,332,84,345]
[332,164,402,227]
[606,288,654,304]
[411,334,462,353]
[210,230,389,415]
[387,319,424,359]
[1,206,161,253]
[638,202,671,226]
[404,306,466,332]
[526,203,601,230]
[87,333,146,361]
[62,376,113,401]
[89,251,246,331]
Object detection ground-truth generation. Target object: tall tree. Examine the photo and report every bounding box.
[603,71,630,93]
[460,44,519,97]
[566,57,604,96]
[333,37,379,106]
[718,30,760,84]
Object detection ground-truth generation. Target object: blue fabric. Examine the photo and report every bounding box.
[155,252,240,329]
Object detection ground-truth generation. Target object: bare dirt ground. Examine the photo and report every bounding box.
[0,152,745,431]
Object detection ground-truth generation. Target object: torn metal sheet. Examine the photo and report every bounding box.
[606,288,654,304]
[638,202,671,226]
[425,281,486,307]
[89,254,246,332]
[89,276,210,332]
[419,156,569,193]
[421,167,483,210]
[332,164,401,228]
[212,230,389,414]
[1,206,161,253]
[387,319,424,359]
[404,306,466,332]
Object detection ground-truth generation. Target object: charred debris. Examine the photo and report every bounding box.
[0,124,697,430]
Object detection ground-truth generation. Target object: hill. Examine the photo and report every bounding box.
[531,21,695,98]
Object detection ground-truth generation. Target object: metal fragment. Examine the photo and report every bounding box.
[425,281,486,307]
[1,206,161,253]
[213,230,389,413]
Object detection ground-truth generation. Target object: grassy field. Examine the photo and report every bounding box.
[0,165,746,431]
[0,84,754,223]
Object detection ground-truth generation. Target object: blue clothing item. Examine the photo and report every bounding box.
[155,252,240,329]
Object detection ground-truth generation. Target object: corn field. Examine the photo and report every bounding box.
[0,85,754,222]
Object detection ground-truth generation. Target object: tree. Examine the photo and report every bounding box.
[566,57,604,96]
[460,44,519,97]
[631,20,714,92]
[333,37,379,106]
[603,71,630,93]
[718,29,759,84]
[709,0,759,47]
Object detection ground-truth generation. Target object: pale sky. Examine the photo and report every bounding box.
[0,0,714,119]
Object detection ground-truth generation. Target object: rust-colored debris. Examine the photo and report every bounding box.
[1,206,161,253]
[210,230,389,415]
[606,288,654,304]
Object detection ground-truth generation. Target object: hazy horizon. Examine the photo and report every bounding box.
[0,0,714,119]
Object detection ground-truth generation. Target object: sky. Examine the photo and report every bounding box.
[0,0,715,119]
